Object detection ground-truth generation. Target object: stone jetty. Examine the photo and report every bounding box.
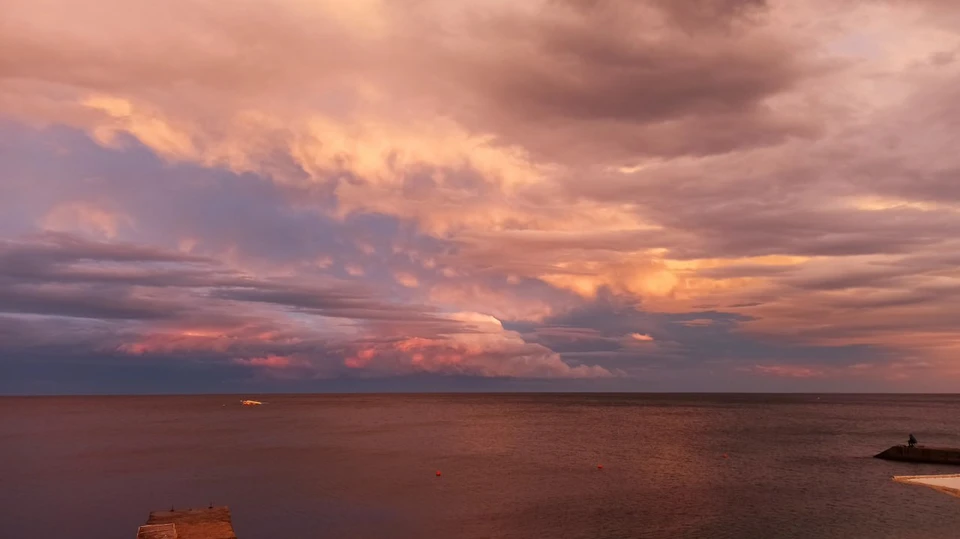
[136,506,237,539]
[875,445,960,465]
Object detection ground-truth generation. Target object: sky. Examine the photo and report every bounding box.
[2,0,960,394]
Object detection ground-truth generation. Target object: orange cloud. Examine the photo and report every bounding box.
[394,272,419,288]
[42,202,133,239]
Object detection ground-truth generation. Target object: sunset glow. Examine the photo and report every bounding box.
[2,0,960,392]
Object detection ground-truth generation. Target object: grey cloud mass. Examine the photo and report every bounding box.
[2,0,960,392]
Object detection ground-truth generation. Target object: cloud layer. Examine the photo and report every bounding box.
[2,0,960,392]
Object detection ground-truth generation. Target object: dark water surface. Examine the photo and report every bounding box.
[4,394,960,538]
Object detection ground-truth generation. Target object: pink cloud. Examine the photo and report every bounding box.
[344,348,377,369]
[343,336,614,379]
[677,319,714,327]
[749,365,825,379]
[342,313,614,379]
[234,354,305,369]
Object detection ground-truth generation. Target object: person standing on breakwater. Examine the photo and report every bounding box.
[908,433,918,448]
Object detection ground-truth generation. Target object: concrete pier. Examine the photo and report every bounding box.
[875,445,960,465]
[136,506,237,539]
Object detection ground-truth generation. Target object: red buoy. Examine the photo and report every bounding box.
[597,464,604,470]
[436,470,442,477]
[722,453,729,459]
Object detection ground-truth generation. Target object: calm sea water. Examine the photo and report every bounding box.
[3,394,960,538]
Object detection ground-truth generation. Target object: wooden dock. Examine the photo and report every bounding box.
[136,506,237,539]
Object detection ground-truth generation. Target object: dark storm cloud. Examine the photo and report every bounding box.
[211,284,464,329]
[0,231,455,329]
[525,326,623,354]
[0,287,180,320]
[778,266,912,292]
[456,0,816,160]
[0,233,213,319]
[486,26,790,124]
[0,231,205,268]
[651,0,769,29]
[0,232,242,287]
[0,229,612,381]
[829,285,960,310]
[0,232,464,365]
[505,299,892,375]
[574,161,960,260]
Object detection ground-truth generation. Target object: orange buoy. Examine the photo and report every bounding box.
[436,470,442,477]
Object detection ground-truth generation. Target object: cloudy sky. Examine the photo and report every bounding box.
[2,0,960,393]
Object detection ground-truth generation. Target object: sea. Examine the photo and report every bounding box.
[3,393,960,539]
